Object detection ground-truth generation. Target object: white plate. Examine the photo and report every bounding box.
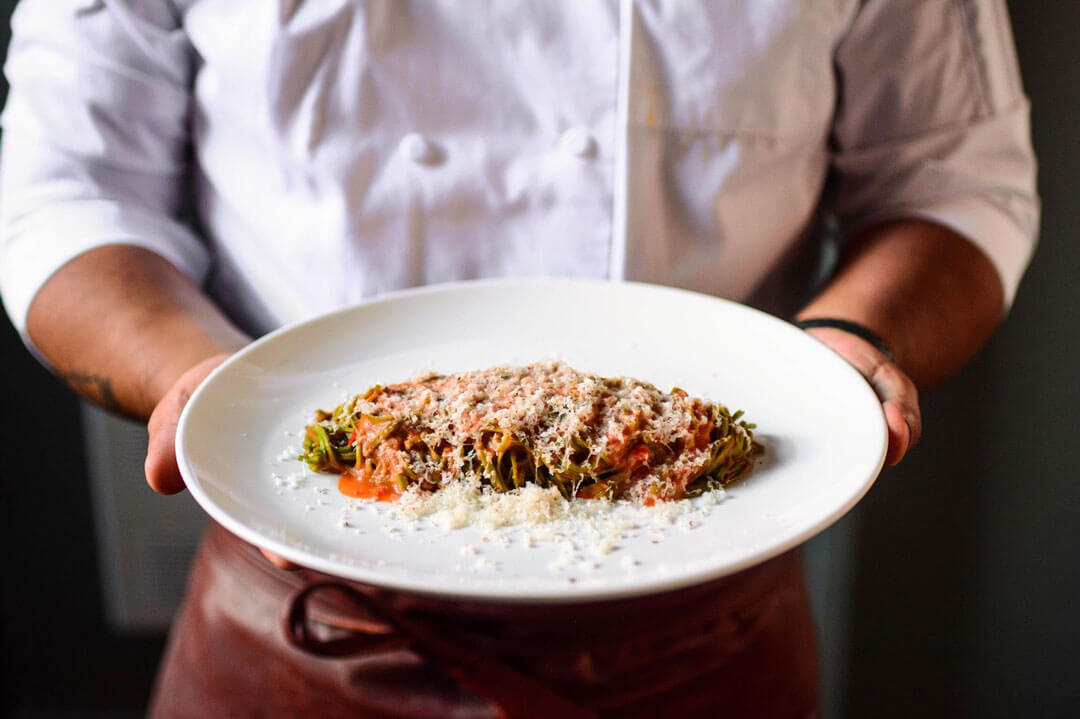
[176,279,886,603]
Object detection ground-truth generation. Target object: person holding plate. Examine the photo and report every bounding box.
[0,1,1037,716]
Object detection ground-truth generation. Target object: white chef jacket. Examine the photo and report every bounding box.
[0,0,1038,343]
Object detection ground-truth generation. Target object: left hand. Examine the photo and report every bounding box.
[804,327,922,466]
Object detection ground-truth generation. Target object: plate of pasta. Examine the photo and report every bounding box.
[176,278,887,602]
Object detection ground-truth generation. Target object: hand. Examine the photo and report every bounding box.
[145,352,232,494]
[144,351,300,569]
[804,327,922,466]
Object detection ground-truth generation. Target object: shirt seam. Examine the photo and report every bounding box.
[951,0,994,118]
[626,119,804,144]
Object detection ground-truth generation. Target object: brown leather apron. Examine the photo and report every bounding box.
[148,523,819,718]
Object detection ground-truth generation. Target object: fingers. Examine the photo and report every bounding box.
[144,353,233,495]
[804,326,922,466]
[260,548,302,570]
[882,401,910,466]
[868,361,922,466]
[144,387,190,494]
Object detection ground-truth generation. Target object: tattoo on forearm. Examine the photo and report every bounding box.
[57,369,126,414]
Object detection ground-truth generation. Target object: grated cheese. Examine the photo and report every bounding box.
[381,476,721,552]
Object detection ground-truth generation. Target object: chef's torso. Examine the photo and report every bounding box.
[179,0,857,334]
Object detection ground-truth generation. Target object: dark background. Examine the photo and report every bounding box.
[1,2,1077,717]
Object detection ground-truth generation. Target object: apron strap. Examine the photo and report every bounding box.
[283,581,597,719]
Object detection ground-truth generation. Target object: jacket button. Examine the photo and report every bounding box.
[560,126,596,158]
[401,133,436,164]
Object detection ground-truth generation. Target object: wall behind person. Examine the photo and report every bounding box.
[843,2,1080,716]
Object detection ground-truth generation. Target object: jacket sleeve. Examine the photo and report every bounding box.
[0,0,209,343]
[828,0,1038,307]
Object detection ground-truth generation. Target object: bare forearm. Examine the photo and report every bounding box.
[797,219,1004,390]
[26,245,249,419]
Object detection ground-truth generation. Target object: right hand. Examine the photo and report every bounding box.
[144,352,234,495]
[144,351,300,570]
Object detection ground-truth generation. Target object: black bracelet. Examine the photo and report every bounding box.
[793,318,896,363]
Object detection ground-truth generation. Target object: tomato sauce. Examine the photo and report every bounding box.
[338,470,401,502]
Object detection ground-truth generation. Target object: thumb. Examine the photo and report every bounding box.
[144,353,233,494]
[802,326,921,466]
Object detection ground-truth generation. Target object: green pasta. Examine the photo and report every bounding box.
[300,363,761,502]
